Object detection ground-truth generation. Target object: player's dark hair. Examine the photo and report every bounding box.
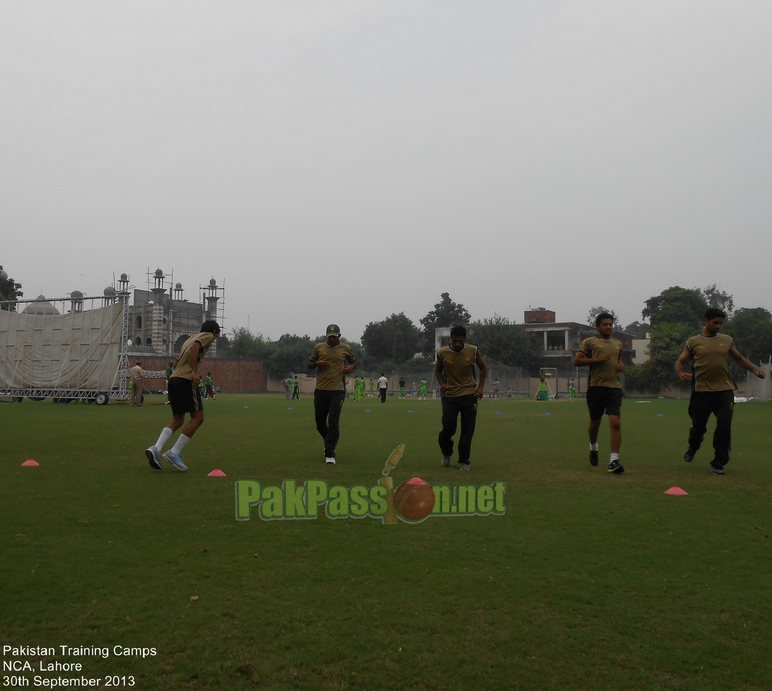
[595,313,614,327]
[201,320,221,334]
[704,308,726,321]
[450,325,467,338]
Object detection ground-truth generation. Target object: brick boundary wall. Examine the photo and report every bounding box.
[129,357,266,393]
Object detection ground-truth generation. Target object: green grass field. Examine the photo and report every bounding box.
[2,394,771,690]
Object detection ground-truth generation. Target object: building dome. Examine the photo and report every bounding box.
[23,296,61,315]
[209,278,217,287]
[175,282,183,290]
[120,273,128,281]
[155,268,164,278]
[104,286,117,297]
[71,290,83,299]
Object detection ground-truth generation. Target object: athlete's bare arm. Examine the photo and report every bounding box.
[729,346,766,379]
[674,345,693,382]
[475,349,487,399]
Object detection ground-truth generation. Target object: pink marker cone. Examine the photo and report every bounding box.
[208,469,226,477]
[21,459,39,466]
[665,486,688,495]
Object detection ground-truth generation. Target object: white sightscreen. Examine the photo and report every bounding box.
[0,303,124,390]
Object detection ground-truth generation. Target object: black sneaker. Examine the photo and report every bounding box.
[589,450,599,467]
[608,459,625,475]
[683,448,696,463]
[710,464,726,475]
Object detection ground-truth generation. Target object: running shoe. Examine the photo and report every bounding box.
[163,449,188,472]
[145,447,162,471]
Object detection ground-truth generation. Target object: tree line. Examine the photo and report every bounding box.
[3,264,770,385]
[220,285,770,385]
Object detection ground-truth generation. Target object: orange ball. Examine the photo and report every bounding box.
[394,477,435,521]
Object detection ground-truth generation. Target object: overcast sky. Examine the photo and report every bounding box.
[2,1,770,341]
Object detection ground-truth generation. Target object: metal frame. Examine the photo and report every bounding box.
[0,294,131,403]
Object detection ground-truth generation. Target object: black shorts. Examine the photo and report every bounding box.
[168,377,203,416]
[586,386,623,420]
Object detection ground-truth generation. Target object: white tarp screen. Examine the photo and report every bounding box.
[0,303,123,390]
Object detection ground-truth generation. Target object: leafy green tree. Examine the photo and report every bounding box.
[361,313,422,365]
[724,308,772,365]
[623,321,650,338]
[645,322,693,391]
[224,327,273,359]
[642,286,708,330]
[267,334,315,376]
[702,284,734,317]
[0,265,23,310]
[470,315,540,370]
[622,363,651,393]
[586,306,618,326]
[419,293,472,353]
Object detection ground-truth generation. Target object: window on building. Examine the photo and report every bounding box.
[546,332,566,351]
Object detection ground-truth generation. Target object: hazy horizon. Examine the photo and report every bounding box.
[3,1,770,341]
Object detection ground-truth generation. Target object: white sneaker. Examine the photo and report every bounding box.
[163,449,189,472]
[145,446,162,470]
[325,457,336,465]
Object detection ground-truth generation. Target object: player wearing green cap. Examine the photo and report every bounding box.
[308,324,357,465]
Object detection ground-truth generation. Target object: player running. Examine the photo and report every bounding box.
[675,308,766,475]
[574,313,626,474]
[145,321,220,472]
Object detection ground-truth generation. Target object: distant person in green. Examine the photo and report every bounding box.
[568,378,577,402]
[675,307,766,475]
[308,324,357,465]
[419,378,428,401]
[352,375,360,401]
[436,325,486,471]
[399,377,406,399]
[206,372,215,399]
[574,313,625,475]
[537,373,548,401]
[357,376,366,401]
[368,378,375,397]
[292,375,300,400]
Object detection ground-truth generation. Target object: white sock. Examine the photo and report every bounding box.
[590,443,599,451]
[610,452,619,461]
[154,427,174,451]
[172,434,191,453]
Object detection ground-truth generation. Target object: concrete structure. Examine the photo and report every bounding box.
[120,270,225,358]
[434,325,473,354]
[632,337,651,365]
[521,309,635,370]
